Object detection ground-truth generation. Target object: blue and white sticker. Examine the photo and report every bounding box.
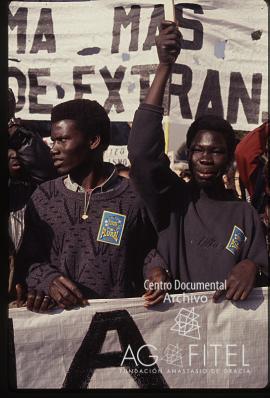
[97,210,126,246]
[226,225,247,255]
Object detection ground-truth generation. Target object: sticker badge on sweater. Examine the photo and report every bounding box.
[226,225,247,255]
[97,210,126,246]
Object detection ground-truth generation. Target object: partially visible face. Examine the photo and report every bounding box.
[188,129,229,187]
[50,119,92,175]
[8,149,22,178]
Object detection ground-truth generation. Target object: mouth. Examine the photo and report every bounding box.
[10,161,21,170]
[196,170,216,179]
[53,159,64,167]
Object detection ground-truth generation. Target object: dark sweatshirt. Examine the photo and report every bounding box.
[128,104,268,288]
[18,174,158,298]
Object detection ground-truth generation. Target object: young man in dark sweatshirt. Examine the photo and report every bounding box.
[17,99,168,312]
[128,21,268,302]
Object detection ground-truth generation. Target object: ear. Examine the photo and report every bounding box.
[89,135,101,150]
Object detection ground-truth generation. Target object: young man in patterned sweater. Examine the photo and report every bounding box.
[17,99,168,312]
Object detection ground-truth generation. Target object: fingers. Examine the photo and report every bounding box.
[143,289,153,298]
[160,21,182,38]
[225,278,253,301]
[161,33,182,42]
[49,276,87,309]
[143,288,162,300]
[161,20,177,30]
[143,266,170,307]
[26,291,51,313]
[213,281,243,302]
[156,21,182,65]
[144,290,165,308]
[51,278,80,307]
[16,283,26,307]
[82,299,89,306]
[52,289,76,308]
[39,296,53,313]
[212,289,225,303]
[239,286,253,301]
[57,276,85,302]
[213,281,254,303]
[224,281,240,300]
[26,291,36,311]
[237,282,254,301]
[160,40,181,50]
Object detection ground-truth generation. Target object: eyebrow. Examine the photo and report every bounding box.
[191,144,226,148]
[51,131,70,138]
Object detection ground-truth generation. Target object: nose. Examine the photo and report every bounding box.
[199,150,214,164]
[50,141,60,155]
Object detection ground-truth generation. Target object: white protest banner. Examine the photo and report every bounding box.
[9,288,268,389]
[8,0,165,122]
[169,0,268,132]
[8,0,268,131]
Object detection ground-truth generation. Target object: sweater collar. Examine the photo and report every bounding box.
[64,162,120,193]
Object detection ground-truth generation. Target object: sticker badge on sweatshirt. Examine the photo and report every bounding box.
[226,225,247,255]
[97,210,126,246]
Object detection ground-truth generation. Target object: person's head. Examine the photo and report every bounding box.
[8,149,22,178]
[186,115,235,188]
[8,88,16,122]
[50,99,111,175]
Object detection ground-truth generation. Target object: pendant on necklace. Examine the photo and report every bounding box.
[81,214,88,220]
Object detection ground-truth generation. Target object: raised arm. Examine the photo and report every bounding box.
[144,21,181,106]
[128,21,183,231]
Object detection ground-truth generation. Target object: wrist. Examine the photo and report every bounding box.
[157,63,173,72]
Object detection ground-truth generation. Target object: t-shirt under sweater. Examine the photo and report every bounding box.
[128,103,268,288]
[18,175,158,298]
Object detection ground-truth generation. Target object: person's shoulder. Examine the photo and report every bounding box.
[231,198,253,209]
[229,199,261,221]
[31,177,62,201]
[117,178,141,201]
[115,178,148,212]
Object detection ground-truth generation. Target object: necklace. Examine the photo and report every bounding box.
[81,189,91,220]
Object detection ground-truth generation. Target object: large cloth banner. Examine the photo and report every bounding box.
[8,0,268,130]
[8,288,268,389]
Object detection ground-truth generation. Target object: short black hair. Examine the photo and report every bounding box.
[186,115,236,160]
[51,99,111,151]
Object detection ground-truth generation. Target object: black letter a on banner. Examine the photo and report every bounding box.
[62,310,168,389]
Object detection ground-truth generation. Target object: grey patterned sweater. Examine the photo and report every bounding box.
[17,175,159,298]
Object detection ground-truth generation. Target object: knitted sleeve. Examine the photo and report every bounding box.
[143,248,169,279]
[16,190,62,295]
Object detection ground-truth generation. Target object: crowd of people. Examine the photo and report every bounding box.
[8,21,269,312]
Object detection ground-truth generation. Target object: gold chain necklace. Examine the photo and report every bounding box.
[81,189,92,220]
